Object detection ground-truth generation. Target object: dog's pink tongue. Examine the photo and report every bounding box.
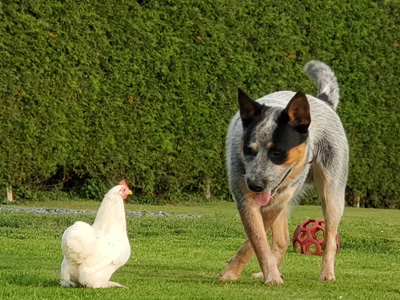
[255,191,271,207]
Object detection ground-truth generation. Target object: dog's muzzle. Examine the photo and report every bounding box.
[246,179,267,193]
[246,167,293,196]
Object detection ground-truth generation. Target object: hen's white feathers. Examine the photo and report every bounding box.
[61,221,97,264]
[60,183,131,288]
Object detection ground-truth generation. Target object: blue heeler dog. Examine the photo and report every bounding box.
[219,61,349,285]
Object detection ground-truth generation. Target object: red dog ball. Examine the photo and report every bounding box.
[293,219,340,256]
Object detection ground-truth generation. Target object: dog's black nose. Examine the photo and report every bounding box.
[247,181,265,193]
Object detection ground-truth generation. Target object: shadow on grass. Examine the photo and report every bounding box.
[130,263,273,287]
[3,273,60,287]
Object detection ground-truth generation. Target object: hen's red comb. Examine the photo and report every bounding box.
[119,180,129,188]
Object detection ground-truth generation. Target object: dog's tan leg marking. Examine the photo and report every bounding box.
[252,187,296,279]
[313,162,344,281]
[219,239,254,281]
[240,202,283,285]
[271,203,290,267]
[219,180,257,281]
[220,179,298,284]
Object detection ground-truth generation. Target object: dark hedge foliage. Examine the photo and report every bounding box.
[1,0,399,207]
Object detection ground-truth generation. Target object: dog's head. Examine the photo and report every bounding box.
[238,88,311,206]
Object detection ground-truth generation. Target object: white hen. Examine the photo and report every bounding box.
[60,181,132,288]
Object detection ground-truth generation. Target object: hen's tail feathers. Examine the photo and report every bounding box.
[61,221,97,264]
[304,60,340,111]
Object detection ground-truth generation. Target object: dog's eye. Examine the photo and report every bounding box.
[243,146,257,157]
[270,150,284,158]
[269,149,287,164]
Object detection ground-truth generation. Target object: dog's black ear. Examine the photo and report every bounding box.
[238,88,263,127]
[283,91,311,133]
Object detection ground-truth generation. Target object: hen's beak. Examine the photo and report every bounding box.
[123,189,133,201]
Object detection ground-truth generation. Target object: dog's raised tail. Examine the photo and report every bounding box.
[304,60,340,111]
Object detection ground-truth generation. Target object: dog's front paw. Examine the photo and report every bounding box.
[218,271,239,281]
[252,271,284,280]
[265,275,284,285]
[264,271,284,285]
[319,272,336,282]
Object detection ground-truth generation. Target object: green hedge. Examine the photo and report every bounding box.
[1,0,399,207]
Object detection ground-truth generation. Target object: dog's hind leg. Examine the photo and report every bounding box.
[313,163,345,281]
[219,238,254,281]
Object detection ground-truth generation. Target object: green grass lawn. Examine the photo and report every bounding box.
[0,201,399,299]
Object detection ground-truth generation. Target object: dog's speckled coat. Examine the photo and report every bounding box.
[220,61,349,285]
